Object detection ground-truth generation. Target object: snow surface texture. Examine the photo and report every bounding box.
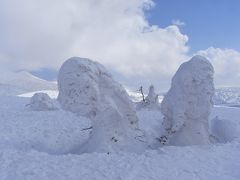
[29,93,58,111]
[161,55,215,146]
[210,107,240,143]
[0,96,240,179]
[0,96,91,155]
[58,57,145,153]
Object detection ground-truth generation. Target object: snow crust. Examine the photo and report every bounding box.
[58,57,144,153]
[161,55,215,146]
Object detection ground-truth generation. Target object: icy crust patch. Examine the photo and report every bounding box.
[0,142,240,180]
[0,96,91,154]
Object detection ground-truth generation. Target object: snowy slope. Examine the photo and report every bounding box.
[126,88,164,103]
[0,95,239,179]
[213,87,240,107]
[1,142,240,180]
[0,71,57,96]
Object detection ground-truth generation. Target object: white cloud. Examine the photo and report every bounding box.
[0,0,189,90]
[197,47,240,87]
[172,19,185,26]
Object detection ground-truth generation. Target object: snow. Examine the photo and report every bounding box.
[161,55,215,146]
[213,87,240,107]
[0,60,239,179]
[0,96,91,155]
[28,93,58,111]
[0,142,239,180]
[136,85,161,110]
[18,90,59,99]
[57,57,144,153]
[145,85,159,105]
[210,106,240,143]
[0,95,239,179]
[0,71,57,96]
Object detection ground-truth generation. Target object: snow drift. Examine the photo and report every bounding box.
[58,57,145,153]
[161,55,215,146]
[29,93,58,111]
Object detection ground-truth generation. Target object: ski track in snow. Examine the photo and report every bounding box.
[0,95,239,179]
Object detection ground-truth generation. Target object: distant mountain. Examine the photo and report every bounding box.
[0,71,57,96]
[213,87,240,107]
[127,86,240,107]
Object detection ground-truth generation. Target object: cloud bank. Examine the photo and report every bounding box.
[0,0,189,90]
[197,47,240,87]
[0,0,239,90]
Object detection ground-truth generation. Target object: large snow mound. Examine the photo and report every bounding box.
[161,55,215,146]
[58,57,144,153]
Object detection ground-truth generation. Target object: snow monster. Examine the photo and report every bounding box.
[161,55,215,146]
[58,57,145,153]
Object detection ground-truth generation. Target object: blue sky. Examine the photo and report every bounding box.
[147,0,240,53]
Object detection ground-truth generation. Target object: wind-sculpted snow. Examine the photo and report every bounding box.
[161,55,215,146]
[145,85,159,106]
[58,57,144,153]
[29,92,58,111]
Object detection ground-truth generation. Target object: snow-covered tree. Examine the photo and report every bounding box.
[145,85,159,105]
[29,93,58,111]
[136,85,159,110]
[160,55,215,146]
[58,57,145,152]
